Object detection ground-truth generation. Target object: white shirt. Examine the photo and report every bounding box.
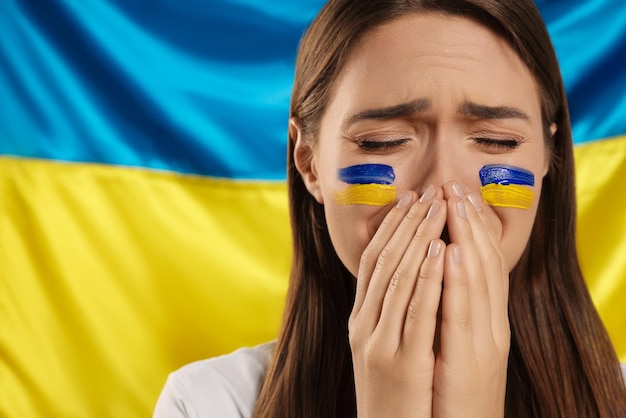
[154,342,626,418]
[153,342,274,418]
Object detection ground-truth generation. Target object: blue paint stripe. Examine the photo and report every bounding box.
[479,164,534,186]
[338,164,395,185]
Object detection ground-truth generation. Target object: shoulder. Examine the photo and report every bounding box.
[153,341,275,418]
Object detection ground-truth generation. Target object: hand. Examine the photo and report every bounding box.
[432,181,510,418]
[349,185,447,418]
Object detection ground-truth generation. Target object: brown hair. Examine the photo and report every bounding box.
[254,1,626,416]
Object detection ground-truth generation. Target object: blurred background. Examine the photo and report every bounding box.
[1,0,625,416]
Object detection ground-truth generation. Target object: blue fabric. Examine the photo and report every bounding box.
[1,0,625,178]
[1,0,321,179]
[537,0,626,144]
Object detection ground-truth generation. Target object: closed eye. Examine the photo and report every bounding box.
[358,138,409,151]
[472,137,520,150]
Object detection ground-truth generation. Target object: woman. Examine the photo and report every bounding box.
[155,0,626,416]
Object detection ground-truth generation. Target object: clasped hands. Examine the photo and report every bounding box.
[349,181,511,418]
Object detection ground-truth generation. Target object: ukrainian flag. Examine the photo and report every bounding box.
[0,1,624,416]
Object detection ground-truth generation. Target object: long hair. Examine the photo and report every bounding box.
[254,1,626,416]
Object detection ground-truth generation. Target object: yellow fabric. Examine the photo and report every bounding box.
[2,138,626,417]
[0,157,290,417]
[574,134,626,363]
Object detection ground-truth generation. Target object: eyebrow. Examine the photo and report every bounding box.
[458,101,530,121]
[343,98,530,128]
[345,98,431,126]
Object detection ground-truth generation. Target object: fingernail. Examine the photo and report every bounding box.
[396,192,413,209]
[426,201,440,219]
[452,182,465,198]
[467,193,483,212]
[419,185,436,202]
[453,246,462,264]
[427,240,441,258]
[457,200,467,219]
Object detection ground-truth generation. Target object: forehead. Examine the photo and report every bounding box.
[328,12,541,120]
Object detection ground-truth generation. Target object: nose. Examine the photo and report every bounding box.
[416,139,471,193]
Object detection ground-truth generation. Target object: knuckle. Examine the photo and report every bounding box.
[379,213,394,229]
[417,269,430,285]
[348,314,356,331]
[359,246,379,275]
[444,312,471,330]
[412,224,426,240]
[363,341,394,369]
[358,257,368,276]
[374,246,392,272]
[496,322,512,349]
[348,319,362,346]
[457,315,472,329]
[359,246,372,271]
[348,329,359,346]
[500,263,509,279]
[387,256,409,294]
[407,298,417,320]
[404,204,423,220]
[417,259,436,282]
[387,271,400,294]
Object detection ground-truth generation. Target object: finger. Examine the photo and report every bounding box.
[352,186,438,334]
[374,199,446,346]
[439,244,471,361]
[464,192,511,349]
[445,180,503,246]
[402,238,445,357]
[451,182,507,296]
[445,195,494,346]
[446,183,508,320]
[352,190,417,318]
[467,191,503,244]
[466,192,509,300]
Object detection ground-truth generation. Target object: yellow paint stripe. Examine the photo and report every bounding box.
[479,183,534,209]
[334,184,396,206]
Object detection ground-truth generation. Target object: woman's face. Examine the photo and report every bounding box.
[295,13,550,277]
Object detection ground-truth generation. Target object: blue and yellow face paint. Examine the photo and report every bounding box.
[479,164,535,209]
[334,164,396,206]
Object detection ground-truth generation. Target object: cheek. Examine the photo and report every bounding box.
[493,185,541,271]
[477,164,543,270]
[323,202,387,277]
[321,163,401,276]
